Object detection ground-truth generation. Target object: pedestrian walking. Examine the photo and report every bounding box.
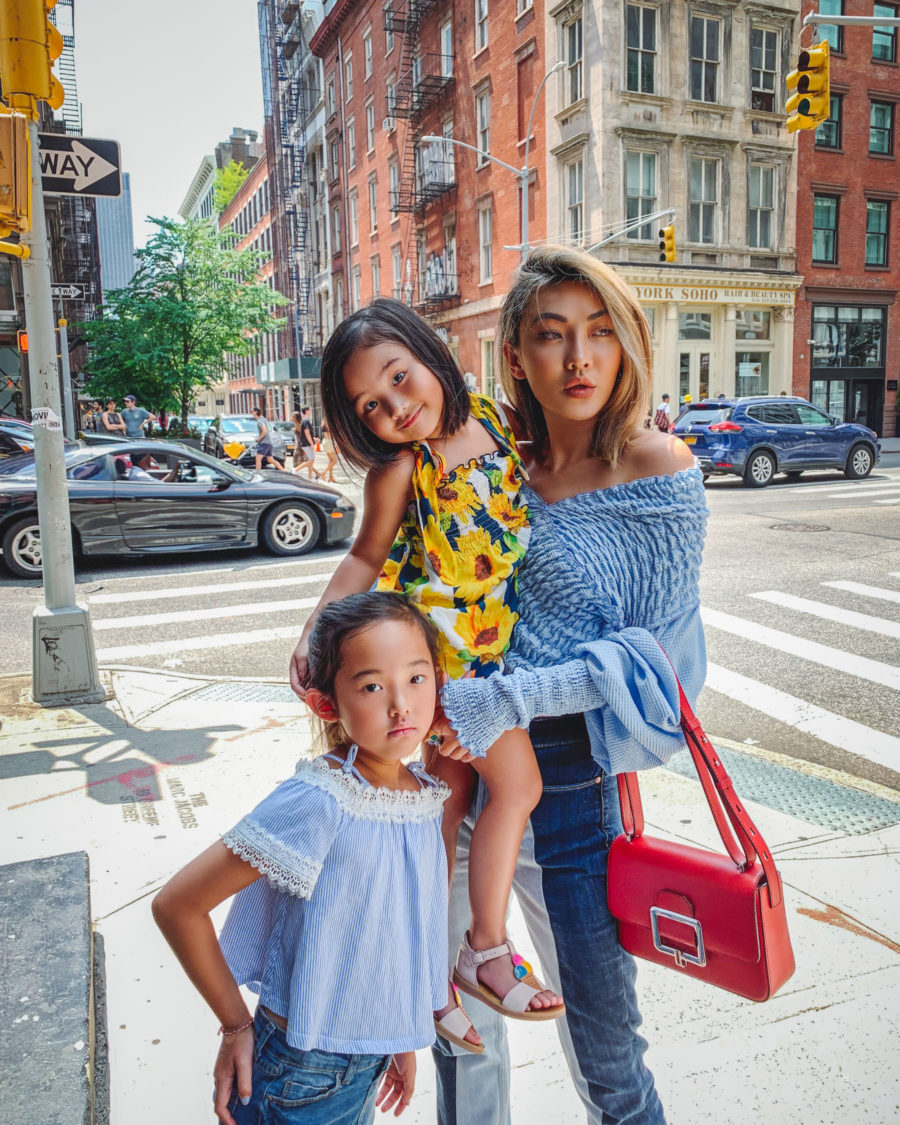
[120,394,157,438]
[252,407,287,471]
[653,392,672,432]
[100,399,126,436]
[319,418,339,482]
[290,297,563,1056]
[433,245,707,1124]
[153,592,448,1125]
[293,406,320,479]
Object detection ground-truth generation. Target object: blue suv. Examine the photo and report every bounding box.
[672,397,880,488]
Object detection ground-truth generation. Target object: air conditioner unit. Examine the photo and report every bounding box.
[382,117,396,132]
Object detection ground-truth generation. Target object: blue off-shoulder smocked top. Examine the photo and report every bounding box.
[441,467,709,772]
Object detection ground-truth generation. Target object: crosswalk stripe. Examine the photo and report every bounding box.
[74,549,349,589]
[96,621,313,661]
[92,596,320,631]
[822,580,900,605]
[874,498,900,505]
[788,478,900,494]
[88,572,335,605]
[704,663,900,772]
[701,607,900,691]
[817,486,900,499]
[748,591,900,640]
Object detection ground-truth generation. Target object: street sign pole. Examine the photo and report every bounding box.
[20,118,104,704]
[57,310,75,438]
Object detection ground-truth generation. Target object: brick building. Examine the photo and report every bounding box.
[792,0,899,437]
[310,0,552,390]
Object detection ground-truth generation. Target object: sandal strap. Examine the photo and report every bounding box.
[465,939,513,966]
[436,1005,476,1040]
[499,980,541,1014]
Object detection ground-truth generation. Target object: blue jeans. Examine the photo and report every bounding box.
[434,715,666,1125]
[229,1010,389,1124]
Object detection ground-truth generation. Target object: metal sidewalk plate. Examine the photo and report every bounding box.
[190,682,299,705]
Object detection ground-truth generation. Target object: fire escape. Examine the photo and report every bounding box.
[383,1,459,312]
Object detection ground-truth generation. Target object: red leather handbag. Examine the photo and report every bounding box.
[607,674,795,1002]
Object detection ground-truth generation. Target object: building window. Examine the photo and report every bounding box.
[750,27,777,111]
[349,189,359,246]
[812,195,839,263]
[690,17,720,102]
[388,157,400,212]
[748,164,774,249]
[564,15,584,104]
[818,0,844,53]
[366,100,375,152]
[812,305,885,369]
[440,21,453,76]
[735,310,771,339]
[385,3,394,53]
[870,101,894,154]
[481,337,495,397]
[363,30,373,77]
[476,90,490,165]
[347,118,356,168]
[329,138,340,180]
[625,150,656,239]
[331,204,341,250]
[566,158,584,243]
[817,95,842,149]
[368,177,378,232]
[866,201,890,266]
[391,245,403,299]
[371,256,381,295]
[688,157,717,243]
[626,5,656,94]
[344,52,353,100]
[326,75,336,115]
[385,76,396,121]
[873,3,898,61]
[475,0,488,51]
[352,266,361,312]
[478,204,492,282]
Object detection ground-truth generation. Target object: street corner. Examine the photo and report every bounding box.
[0,669,115,739]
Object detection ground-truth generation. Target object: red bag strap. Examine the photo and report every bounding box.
[617,656,783,910]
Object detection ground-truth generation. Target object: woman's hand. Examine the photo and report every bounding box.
[289,638,309,699]
[213,1027,254,1125]
[376,1051,416,1116]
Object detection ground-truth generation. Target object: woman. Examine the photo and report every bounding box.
[319,418,339,483]
[433,246,706,1124]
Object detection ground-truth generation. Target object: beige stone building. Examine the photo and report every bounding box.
[544,0,803,407]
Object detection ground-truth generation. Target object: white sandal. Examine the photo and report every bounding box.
[434,982,485,1054]
[453,932,565,1021]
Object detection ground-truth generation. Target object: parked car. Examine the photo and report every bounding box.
[203,414,260,464]
[1,417,77,458]
[166,414,213,438]
[672,397,880,488]
[269,420,296,457]
[0,440,356,579]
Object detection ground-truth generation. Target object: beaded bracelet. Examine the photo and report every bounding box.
[218,1018,254,1039]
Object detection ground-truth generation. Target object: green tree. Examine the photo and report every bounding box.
[213,160,249,214]
[83,217,288,427]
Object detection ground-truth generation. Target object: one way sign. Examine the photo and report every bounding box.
[38,134,121,198]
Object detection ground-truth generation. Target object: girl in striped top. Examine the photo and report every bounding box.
[153,592,454,1125]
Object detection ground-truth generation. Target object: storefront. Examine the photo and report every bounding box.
[808,302,887,434]
[623,270,803,410]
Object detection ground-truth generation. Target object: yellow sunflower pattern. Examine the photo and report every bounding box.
[376,395,530,678]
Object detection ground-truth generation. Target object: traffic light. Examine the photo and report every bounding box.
[658,225,676,263]
[17,328,27,352]
[0,0,65,111]
[785,41,830,132]
[0,109,30,234]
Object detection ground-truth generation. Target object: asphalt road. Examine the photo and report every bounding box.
[3,454,899,791]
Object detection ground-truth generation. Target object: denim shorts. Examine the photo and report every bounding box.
[228,1010,389,1124]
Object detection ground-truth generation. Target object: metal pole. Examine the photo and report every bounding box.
[57,313,75,439]
[521,60,565,262]
[20,119,104,703]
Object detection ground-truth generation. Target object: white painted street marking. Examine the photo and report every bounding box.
[92,596,320,631]
[96,621,314,661]
[702,607,900,691]
[822,580,900,605]
[88,572,334,605]
[749,591,900,640]
[705,663,900,772]
[787,477,900,495]
[814,486,900,499]
[874,498,900,505]
[74,549,349,589]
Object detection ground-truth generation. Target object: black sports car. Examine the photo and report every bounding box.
[0,440,356,579]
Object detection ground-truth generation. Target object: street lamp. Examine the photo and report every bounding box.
[421,58,565,263]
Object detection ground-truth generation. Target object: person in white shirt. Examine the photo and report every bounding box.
[653,393,672,432]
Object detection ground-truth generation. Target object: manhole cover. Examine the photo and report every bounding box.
[769,523,831,532]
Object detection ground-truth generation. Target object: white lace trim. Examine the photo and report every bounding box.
[223,821,322,899]
[297,757,450,824]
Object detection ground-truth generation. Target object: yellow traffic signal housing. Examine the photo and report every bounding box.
[0,109,30,234]
[0,0,65,111]
[785,41,830,132]
[17,328,27,352]
[658,225,676,263]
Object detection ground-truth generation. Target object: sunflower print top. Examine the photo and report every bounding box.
[376,394,530,681]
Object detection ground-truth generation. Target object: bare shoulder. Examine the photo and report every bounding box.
[623,428,697,479]
[365,448,416,491]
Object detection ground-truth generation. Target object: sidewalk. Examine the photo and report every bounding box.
[1,667,898,1125]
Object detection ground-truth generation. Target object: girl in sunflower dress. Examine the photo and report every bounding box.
[290,299,565,1054]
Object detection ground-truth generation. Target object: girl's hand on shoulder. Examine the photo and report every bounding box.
[213,1026,254,1125]
[376,1051,416,1116]
[290,637,310,699]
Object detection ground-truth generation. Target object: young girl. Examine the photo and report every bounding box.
[289,298,564,1052]
[153,592,453,1125]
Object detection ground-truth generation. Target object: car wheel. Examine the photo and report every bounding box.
[844,444,874,480]
[785,471,803,481]
[2,515,43,578]
[743,450,775,488]
[260,500,320,557]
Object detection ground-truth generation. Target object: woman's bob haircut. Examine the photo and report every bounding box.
[498,246,653,467]
[321,297,470,472]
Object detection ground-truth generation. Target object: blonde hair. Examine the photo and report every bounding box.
[498,246,653,466]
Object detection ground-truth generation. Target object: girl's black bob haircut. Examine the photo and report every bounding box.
[321,297,470,472]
